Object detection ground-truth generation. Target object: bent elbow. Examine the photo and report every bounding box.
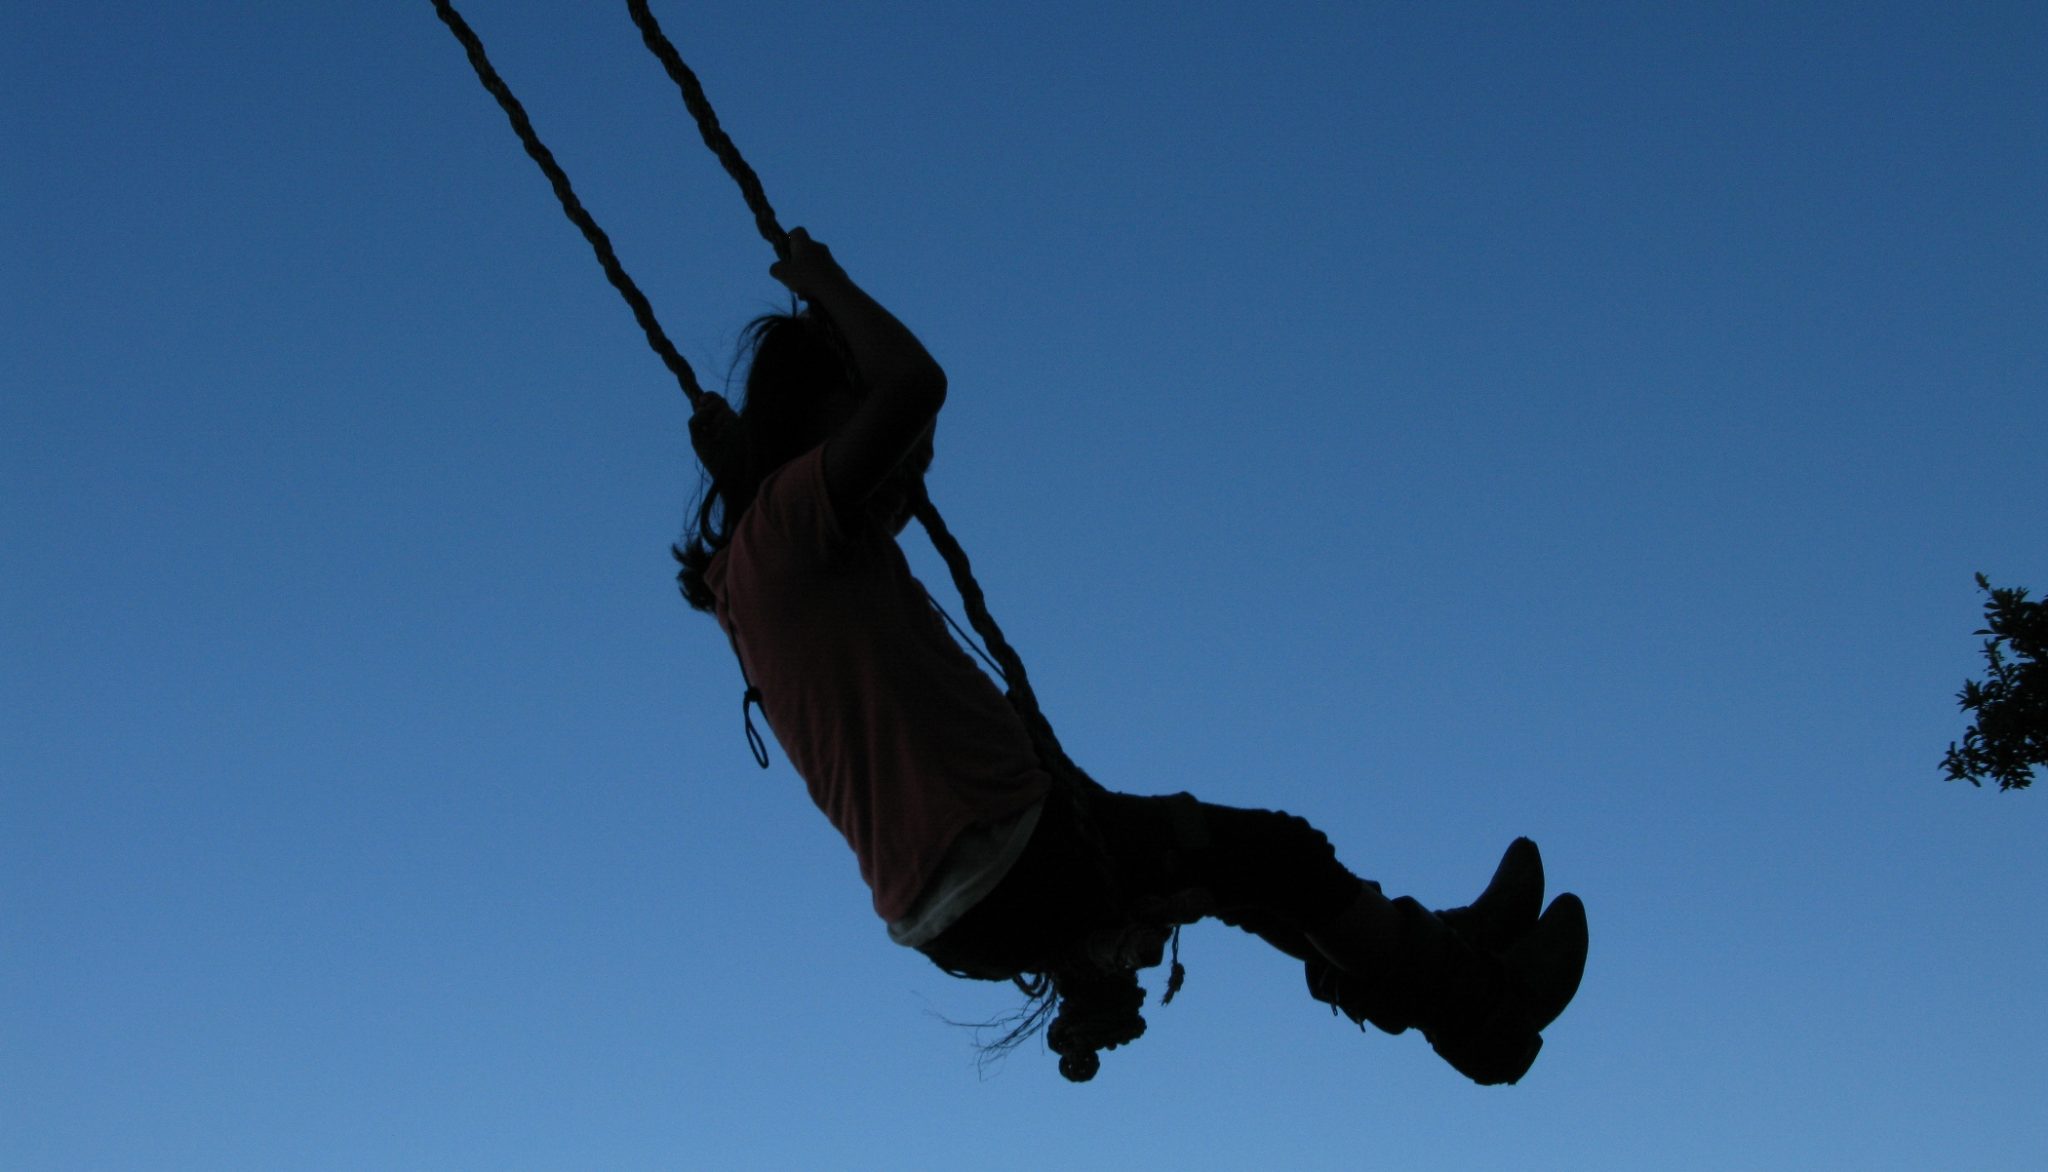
[904,365,947,413]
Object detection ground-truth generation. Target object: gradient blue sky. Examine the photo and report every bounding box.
[7,2,2045,1169]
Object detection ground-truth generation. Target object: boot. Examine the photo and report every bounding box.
[1423,893,1588,1085]
[1321,891,1587,1086]
[1307,837,1544,1034]
[1439,836,1544,953]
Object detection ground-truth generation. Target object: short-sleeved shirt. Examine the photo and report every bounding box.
[703,446,1052,922]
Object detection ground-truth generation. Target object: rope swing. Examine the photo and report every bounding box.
[428,0,1098,797]
[431,0,1171,1083]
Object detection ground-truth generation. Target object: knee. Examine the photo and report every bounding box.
[1183,801,1357,923]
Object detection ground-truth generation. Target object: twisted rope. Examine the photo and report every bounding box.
[625,0,789,262]
[429,0,708,408]
[909,490,1101,794]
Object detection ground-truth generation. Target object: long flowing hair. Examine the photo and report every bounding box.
[674,306,859,610]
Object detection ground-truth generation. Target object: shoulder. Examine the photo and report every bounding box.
[753,444,835,530]
[729,445,861,564]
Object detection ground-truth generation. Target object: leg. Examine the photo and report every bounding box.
[922,789,1382,972]
[1090,791,1585,1086]
[1086,791,1528,964]
[1082,790,1362,950]
[1306,837,1548,1019]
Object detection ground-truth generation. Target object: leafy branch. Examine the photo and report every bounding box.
[1943,574,2047,791]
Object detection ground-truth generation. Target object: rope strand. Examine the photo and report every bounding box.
[429,0,707,406]
[909,492,1094,788]
[625,0,790,261]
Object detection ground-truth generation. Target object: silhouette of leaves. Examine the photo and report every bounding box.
[1943,574,2046,791]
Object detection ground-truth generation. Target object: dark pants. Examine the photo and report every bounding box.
[918,788,1364,980]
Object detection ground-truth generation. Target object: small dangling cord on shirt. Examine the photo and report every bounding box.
[721,624,771,770]
[740,683,769,769]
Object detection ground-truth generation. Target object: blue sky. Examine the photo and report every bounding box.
[6,2,2045,1168]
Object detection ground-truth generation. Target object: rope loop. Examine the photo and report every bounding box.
[742,686,770,769]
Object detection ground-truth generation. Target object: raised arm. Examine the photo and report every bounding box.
[770,229,946,515]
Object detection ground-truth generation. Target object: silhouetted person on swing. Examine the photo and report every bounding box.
[674,229,1589,1083]
[426,0,1585,1084]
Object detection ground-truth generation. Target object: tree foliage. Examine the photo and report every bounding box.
[1944,574,2047,791]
